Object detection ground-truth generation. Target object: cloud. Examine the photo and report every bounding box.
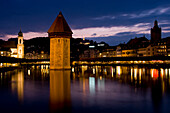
[92,15,115,20]
[163,30,170,33]
[159,20,170,25]
[91,6,170,21]
[0,32,48,40]
[123,7,170,19]
[1,23,150,40]
[72,23,151,38]
[23,32,48,39]
[91,33,97,36]
[134,23,150,27]
[162,27,170,30]
[1,22,170,41]
[115,32,137,36]
[0,34,5,37]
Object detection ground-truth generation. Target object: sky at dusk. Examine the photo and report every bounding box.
[1,0,170,45]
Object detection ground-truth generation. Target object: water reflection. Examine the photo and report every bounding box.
[98,77,105,91]
[11,70,24,102]
[0,65,170,113]
[50,70,71,113]
[74,65,170,112]
[151,69,159,79]
[116,66,121,77]
[89,77,95,95]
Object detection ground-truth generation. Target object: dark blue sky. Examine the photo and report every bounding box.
[0,0,170,45]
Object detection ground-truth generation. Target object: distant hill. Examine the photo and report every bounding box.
[23,37,99,60]
[8,38,18,42]
[24,37,50,54]
[1,37,109,60]
[0,39,5,47]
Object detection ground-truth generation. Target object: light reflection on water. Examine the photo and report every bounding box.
[0,65,170,113]
[50,70,71,113]
[11,70,24,103]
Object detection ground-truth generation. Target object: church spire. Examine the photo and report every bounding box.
[151,20,161,43]
[18,29,23,37]
[154,20,158,27]
[17,28,24,58]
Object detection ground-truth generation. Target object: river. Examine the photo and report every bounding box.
[0,65,170,113]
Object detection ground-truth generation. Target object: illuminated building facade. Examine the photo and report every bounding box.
[48,12,72,69]
[79,49,99,58]
[17,30,24,58]
[0,30,25,58]
[96,20,170,58]
[121,49,137,57]
[25,51,49,59]
[0,40,18,58]
[0,48,11,57]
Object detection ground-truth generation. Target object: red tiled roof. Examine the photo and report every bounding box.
[48,12,72,34]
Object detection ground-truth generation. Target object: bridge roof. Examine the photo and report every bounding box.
[78,56,170,61]
[48,12,72,34]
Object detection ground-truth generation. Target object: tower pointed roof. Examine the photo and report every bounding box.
[154,20,158,27]
[152,20,161,29]
[48,12,73,34]
[18,29,23,37]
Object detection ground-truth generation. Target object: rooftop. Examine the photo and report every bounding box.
[48,12,72,34]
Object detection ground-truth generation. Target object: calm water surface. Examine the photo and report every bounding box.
[0,65,170,113]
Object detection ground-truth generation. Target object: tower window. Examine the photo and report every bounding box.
[20,49,21,54]
[58,39,60,43]
[20,39,22,44]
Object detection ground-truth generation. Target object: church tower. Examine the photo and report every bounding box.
[151,20,161,43]
[48,12,73,70]
[17,29,24,58]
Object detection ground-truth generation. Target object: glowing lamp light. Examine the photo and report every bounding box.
[89,45,95,48]
[72,67,74,72]
[97,44,105,46]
